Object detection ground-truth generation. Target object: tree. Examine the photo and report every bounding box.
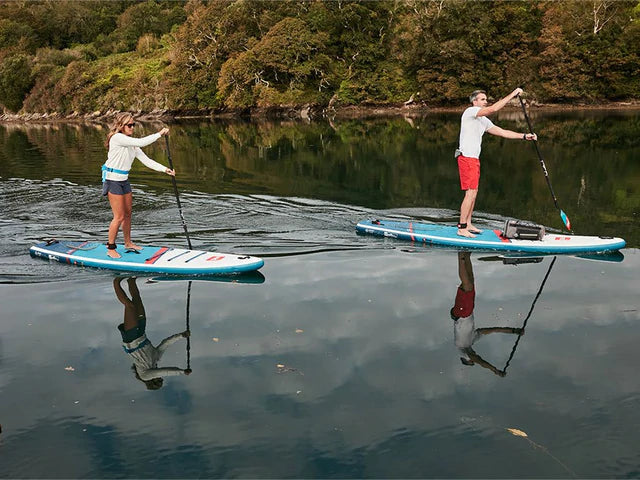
[0,54,34,111]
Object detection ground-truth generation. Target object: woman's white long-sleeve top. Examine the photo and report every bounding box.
[104,132,166,181]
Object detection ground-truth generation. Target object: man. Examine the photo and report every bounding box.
[456,87,537,237]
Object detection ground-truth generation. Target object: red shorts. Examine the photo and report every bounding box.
[457,155,480,190]
[453,287,475,318]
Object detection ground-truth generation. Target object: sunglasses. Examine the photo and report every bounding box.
[124,122,136,128]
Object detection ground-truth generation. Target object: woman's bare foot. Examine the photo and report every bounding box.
[107,248,121,259]
[457,228,476,238]
[124,243,142,251]
[468,224,483,234]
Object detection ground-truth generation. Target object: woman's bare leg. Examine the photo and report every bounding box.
[107,193,126,258]
[122,192,141,250]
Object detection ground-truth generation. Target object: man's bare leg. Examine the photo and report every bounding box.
[458,189,477,238]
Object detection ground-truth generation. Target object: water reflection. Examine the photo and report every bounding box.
[114,277,191,390]
[1,111,637,246]
[450,252,524,377]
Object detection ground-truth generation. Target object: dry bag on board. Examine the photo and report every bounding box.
[502,219,545,241]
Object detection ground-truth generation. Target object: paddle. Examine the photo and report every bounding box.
[165,135,193,374]
[517,94,572,232]
[165,135,192,249]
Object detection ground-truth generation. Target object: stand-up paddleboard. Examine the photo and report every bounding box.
[30,240,264,275]
[356,219,626,254]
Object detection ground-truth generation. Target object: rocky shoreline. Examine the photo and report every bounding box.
[1,100,639,124]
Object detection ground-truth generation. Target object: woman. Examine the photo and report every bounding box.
[103,112,174,259]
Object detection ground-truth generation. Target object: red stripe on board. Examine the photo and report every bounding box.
[145,247,170,264]
[493,229,511,243]
[206,255,225,261]
[67,241,89,255]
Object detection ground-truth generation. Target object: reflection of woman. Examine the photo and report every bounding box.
[103,112,174,259]
[450,252,522,377]
[114,277,191,390]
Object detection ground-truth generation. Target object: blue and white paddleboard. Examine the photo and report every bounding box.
[29,240,264,275]
[356,219,626,254]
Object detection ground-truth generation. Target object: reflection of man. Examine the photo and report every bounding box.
[451,252,522,377]
[114,277,191,390]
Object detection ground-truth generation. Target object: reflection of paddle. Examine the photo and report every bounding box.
[502,256,557,373]
[517,95,572,232]
[185,280,192,372]
[165,136,192,249]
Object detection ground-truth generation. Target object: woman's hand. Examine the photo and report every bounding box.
[159,127,169,136]
[165,168,176,176]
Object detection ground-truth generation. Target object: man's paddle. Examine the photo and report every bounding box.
[165,136,192,249]
[517,95,572,232]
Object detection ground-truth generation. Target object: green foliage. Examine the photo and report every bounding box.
[218,17,331,108]
[1,0,639,113]
[108,0,186,54]
[0,54,34,111]
[0,18,38,55]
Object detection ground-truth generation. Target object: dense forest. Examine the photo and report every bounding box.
[1,0,639,116]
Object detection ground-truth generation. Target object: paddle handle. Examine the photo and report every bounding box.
[165,136,192,249]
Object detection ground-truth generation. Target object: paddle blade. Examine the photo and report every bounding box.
[560,210,571,232]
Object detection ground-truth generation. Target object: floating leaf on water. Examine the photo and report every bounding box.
[276,364,285,368]
[507,428,528,437]
[295,329,304,334]
[212,337,219,342]
[64,366,75,371]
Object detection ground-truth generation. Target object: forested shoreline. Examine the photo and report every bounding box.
[1,0,639,120]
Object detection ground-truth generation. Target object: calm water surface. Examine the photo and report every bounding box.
[0,111,639,478]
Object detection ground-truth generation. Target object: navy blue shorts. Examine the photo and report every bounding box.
[118,316,147,343]
[102,179,132,196]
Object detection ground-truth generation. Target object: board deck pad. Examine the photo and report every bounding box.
[356,220,625,254]
[30,240,264,275]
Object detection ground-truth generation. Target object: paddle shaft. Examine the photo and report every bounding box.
[165,136,192,249]
[517,95,572,231]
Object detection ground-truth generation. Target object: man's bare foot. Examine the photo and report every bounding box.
[468,225,483,234]
[124,243,142,251]
[457,229,476,238]
[107,248,121,259]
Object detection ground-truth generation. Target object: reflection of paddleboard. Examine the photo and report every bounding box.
[356,219,626,254]
[479,251,625,264]
[478,255,544,265]
[29,240,264,275]
[148,271,266,284]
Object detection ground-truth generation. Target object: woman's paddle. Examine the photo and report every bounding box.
[517,95,572,232]
[165,135,194,372]
[165,135,192,249]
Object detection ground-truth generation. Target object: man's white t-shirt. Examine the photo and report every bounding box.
[454,315,476,349]
[458,106,495,159]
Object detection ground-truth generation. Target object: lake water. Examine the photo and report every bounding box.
[0,111,638,478]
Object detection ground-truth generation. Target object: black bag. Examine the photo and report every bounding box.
[502,219,545,241]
